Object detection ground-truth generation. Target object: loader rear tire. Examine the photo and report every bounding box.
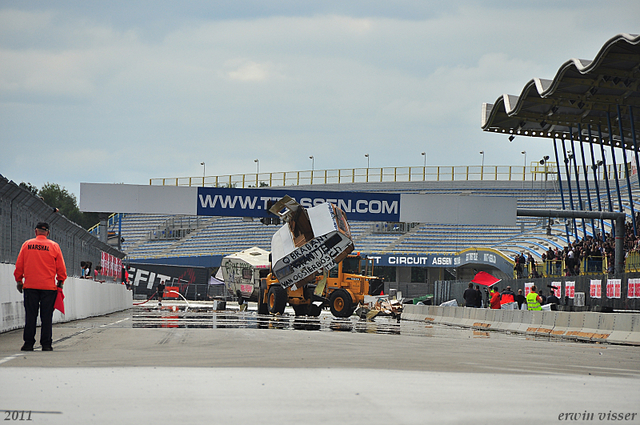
[329,289,355,318]
[267,285,287,315]
[257,279,269,315]
[308,303,322,317]
[292,304,309,316]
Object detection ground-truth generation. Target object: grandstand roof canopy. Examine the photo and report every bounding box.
[482,33,640,149]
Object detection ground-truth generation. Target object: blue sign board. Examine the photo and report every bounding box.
[196,187,401,222]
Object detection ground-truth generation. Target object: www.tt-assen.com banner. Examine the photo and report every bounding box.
[196,187,400,222]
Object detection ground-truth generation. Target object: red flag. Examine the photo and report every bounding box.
[55,287,65,314]
[471,271,501,287]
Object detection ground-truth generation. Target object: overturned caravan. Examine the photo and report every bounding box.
[269,196,354,289]
[219,247,271,303]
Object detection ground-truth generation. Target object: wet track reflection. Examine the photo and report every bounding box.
[131,306,411,335]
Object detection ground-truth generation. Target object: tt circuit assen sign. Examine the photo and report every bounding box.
[367,249,514,274]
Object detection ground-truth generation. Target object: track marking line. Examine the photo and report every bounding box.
[0,354,22,365]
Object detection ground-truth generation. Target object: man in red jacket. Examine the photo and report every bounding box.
[14,222,67,352]
[490,286,501,309]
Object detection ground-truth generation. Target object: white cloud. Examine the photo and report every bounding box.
[225,59,273,82]
[1,1,639,198]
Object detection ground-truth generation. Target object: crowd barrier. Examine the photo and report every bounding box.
[402,304,640,346]
[1,263,132,334]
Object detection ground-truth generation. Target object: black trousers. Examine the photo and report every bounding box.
[23,288,57,347]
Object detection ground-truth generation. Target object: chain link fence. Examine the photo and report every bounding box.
[1,175,124,278]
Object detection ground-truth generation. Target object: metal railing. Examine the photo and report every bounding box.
[514,257,608,279]
[150,163,626,188]
[625,252,640,272]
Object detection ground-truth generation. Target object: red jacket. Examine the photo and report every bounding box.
[490,291,501,309]
[14,234,67,290]
[500,291,516,305]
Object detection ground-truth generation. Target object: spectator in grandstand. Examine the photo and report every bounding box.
[490,287,501,309]
[515,289,526,309]
[514,254,523,279]
[546,247,555,261]
[14,222,67,352]
[463,282,477,307]
[527,253,535,266]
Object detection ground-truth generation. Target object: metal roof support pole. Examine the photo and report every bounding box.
[588,125,606,239]
[517,209,625,276]
[118,213,122,251]
[598,124,616,236]
[570,128,587,238]
[577,124,596,236]
[560,137,578,240]
[617,104,637,236]
[628,106,640,190]
[553,137,571,239]
[606,112,624,214]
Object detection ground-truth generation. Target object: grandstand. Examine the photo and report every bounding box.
[101,164,639,282]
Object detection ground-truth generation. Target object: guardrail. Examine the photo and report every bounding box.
[515,257,609,278]
[150,163,627,188]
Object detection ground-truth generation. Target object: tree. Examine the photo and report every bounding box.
[36,183,101,230]
[19,182,39,195]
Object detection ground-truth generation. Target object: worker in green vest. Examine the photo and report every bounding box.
[526,285,543,311]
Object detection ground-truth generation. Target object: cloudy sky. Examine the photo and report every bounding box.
[1,1,638,199]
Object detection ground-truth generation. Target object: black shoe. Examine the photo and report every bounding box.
[42,345,53,352]
[21,344,34,351]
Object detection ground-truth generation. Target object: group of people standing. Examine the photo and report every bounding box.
[463,283,559,311]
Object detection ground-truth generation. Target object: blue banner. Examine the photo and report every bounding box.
[196,187,401,222]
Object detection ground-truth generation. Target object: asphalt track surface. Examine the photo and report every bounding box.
[1,303,639,425]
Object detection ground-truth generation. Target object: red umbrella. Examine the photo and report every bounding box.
[471,271,501,287]
[55,287,65,314]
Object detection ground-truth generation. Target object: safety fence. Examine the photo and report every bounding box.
[434,274,640,310]
[149,163,626,189]
[1,264,132,334]
[0,175,124,278]
[402,304,640,346]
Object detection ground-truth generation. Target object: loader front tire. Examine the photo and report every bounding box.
[267,285,287,315]
[329,289,355,318]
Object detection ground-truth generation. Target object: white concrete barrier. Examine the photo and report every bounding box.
[551,311,571,338]
[1,263,132,334]
[534,311,557,337]
[608,314,638,345]
[592,313,615,343]
[401,304,640,346]
[504,310,524,333]
[471,308,491,330]
[525,311,543,336]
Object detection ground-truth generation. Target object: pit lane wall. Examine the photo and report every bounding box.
[402,304,640,346]
[0,264,132,334]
